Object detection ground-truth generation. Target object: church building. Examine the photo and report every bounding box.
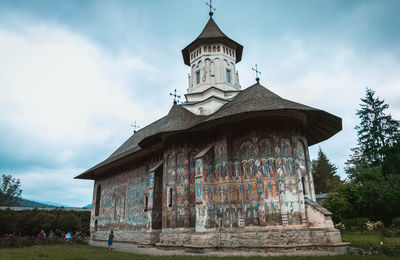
[76,11,347,254]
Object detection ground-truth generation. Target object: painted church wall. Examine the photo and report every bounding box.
[194,131,310,230]
[163,147,198,229]
[91,161,160,233]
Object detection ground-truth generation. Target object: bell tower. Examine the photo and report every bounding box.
[181,13,243,115]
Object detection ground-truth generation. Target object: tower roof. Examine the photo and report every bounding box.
[182,17,243,66]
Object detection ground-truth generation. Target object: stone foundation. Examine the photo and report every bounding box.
[92,230,161,245]
[91,227,348,255]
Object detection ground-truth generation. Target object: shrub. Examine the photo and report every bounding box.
[392,217,400,228]
[342,218,369,231]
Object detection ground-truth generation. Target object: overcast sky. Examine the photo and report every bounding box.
[1,0,399,207]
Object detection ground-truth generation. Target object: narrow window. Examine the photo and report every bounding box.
[95,185,101,216]
[168,187,173,207]
[226,69,231,83]
[94,220,98,232]
[196,71,201,84]
[302,177,308,198]
[217,46,220,52]
[113,196,118,220]
[144,195,148,212]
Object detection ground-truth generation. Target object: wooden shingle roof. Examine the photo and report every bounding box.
[75,84,341,179]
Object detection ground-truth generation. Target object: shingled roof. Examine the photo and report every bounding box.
[206,83,342,145]
[75,83,341,180]
[182,16,243,66]
[75,104,205,179]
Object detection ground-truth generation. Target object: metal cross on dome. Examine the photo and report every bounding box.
[206,0,216,16]
[131,121,139,133]
[170,89,181,104]
[252,64,262,83]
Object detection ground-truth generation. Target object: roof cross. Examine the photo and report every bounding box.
[131,121,139,133]
[170,89,181,104]
[206,0,216,16]
[252,64,262,83]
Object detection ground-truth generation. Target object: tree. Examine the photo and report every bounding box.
[0,174,22,206]
[351,88,400,168]
[327,88,400,225]
[311,148,342,194]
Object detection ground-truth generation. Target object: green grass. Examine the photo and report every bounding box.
[342,231,400,248]
[0,244,399,260]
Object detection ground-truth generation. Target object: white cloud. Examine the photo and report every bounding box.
[0,23,171,205]
[13,167,93,207]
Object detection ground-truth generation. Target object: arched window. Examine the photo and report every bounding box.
[95,185,101,216]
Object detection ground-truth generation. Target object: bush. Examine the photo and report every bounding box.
[392,217,400,228]
[342,218,369,231]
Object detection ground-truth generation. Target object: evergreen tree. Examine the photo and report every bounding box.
[353,88,400,167]
[327,88,400,225]
[311,148,342,194]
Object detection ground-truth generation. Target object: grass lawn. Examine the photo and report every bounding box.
[0,244,399,260]
[341,231,400,248]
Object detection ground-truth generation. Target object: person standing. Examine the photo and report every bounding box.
[108,230,114,250]
[49,230,54,239]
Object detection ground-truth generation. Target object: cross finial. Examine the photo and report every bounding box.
[170,89,181,104]
[206,0,216,16]
[131,121,139,133]
[252,64,262,83]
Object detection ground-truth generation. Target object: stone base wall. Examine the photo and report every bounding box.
[91,227,347,255]
[92,230,161,244]
[158,228,342,247]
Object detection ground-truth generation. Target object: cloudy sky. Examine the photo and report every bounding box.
[1,0,399,207]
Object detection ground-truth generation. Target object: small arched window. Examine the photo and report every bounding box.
[95,185,101,216]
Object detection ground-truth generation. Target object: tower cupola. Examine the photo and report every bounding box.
[181,15,244,115]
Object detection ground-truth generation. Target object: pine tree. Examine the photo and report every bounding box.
[354,88,400,167]
[311,148,342,194]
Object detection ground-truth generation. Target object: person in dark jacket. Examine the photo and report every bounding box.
[108,230,114,250]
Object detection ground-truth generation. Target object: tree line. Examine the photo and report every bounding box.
[0,208,90,236]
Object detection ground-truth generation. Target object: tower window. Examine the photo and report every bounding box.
[196,71,201,84]
[226,69,231,83]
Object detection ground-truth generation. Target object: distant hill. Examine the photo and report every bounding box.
[83,204,92,209]
[15,198,56,208]
[1,198,86,209]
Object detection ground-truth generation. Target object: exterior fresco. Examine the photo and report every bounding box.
[163,148,197,229]
[92,132,312,233]
[91,165,153,231]
[89,128,345,253]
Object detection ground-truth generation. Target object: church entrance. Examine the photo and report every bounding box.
[152,165,163,229]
